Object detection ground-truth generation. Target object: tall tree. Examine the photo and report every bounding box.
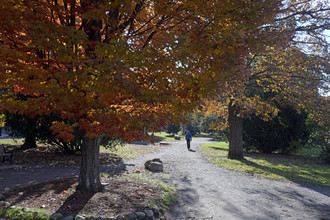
[0,0,283,191]
[204,0,330,159]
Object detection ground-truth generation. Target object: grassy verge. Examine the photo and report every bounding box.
[150,132,181,141]
[0,138,24,146]
[0,207,49,220]
[200,142,330,187]
[101,144,162,160]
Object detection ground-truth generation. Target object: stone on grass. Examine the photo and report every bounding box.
[50,212,63,219]
[144,158,163,172]
[136,211,146,219]
[152,207,160,217]
[22,207,30,213]
[116,215,125,220]
[125,212,138,219]
[97,216,107,220]
[145,210,154,218]
[0,201,10,207]
[75,215,86,220]
[33,211,40,216]
[63,216,75,220]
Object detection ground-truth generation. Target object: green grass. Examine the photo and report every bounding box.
[150,132,181,141]
[101,144,162,160]
[0,207,50,220]
[295,145,323,157]
[200,142,330,187]
[0,138,24,146]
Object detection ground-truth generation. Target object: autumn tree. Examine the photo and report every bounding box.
[0,0,284,191]
[204,0,330,159]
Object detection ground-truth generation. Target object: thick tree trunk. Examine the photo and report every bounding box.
[76,137,104,192]
[21,118,38,149]
[228,101,244,160]
[22,135,37,149]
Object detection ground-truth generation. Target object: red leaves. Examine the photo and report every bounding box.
[0,0,286,143]
[50,122,75,141]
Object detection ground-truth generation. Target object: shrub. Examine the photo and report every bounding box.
[243,106,309,154]
[320,143,330,164]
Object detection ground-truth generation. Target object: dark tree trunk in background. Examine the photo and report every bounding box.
[76,137,104,192]
[228,100,244,160]
[21,117,38,149]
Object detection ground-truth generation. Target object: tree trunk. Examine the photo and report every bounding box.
[22,134,37,149]
[228,101,244,160]
[76,137,104,192]
[21,117,38,149]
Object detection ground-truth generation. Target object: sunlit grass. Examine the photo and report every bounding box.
[101,144,162,160]
[150,132,181,141]
[0,138,24,145]
[200,142,330,187]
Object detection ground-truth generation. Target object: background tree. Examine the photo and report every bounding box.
[207,46,329,159]
[200,114,223,134]
[204,0,330,160]
[0,0,282,191]
[166,123,181,136]
[243,105,309,154]
[5,112,38,149]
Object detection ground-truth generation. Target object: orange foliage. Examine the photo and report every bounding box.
[0,0,283,141]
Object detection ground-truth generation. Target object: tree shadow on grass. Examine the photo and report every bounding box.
[239,158,330,196]
[208,146,229,151]
[204,146,329,195]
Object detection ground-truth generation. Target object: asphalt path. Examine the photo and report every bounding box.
[1,138,329,219]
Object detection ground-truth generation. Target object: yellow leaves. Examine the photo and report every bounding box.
[0,114,5,127]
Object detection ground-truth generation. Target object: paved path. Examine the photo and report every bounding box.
[125,138,330,220]
[1,138,329,219]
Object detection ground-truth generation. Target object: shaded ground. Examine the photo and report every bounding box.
[4,176,160,217]
[0,143,167,218]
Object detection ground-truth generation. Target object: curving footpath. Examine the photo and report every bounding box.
[126,138,330,220]
[1,138,330,219]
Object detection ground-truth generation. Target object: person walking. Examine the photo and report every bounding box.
[185,131,192,150]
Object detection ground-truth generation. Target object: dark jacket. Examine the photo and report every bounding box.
[185,132,192,141]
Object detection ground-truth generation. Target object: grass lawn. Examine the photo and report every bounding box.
[0,138,24,145]
[200,142,330,187]
[150,132,181,141]
[100,143,162,160]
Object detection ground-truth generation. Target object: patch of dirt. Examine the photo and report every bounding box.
[4,176,162,217]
